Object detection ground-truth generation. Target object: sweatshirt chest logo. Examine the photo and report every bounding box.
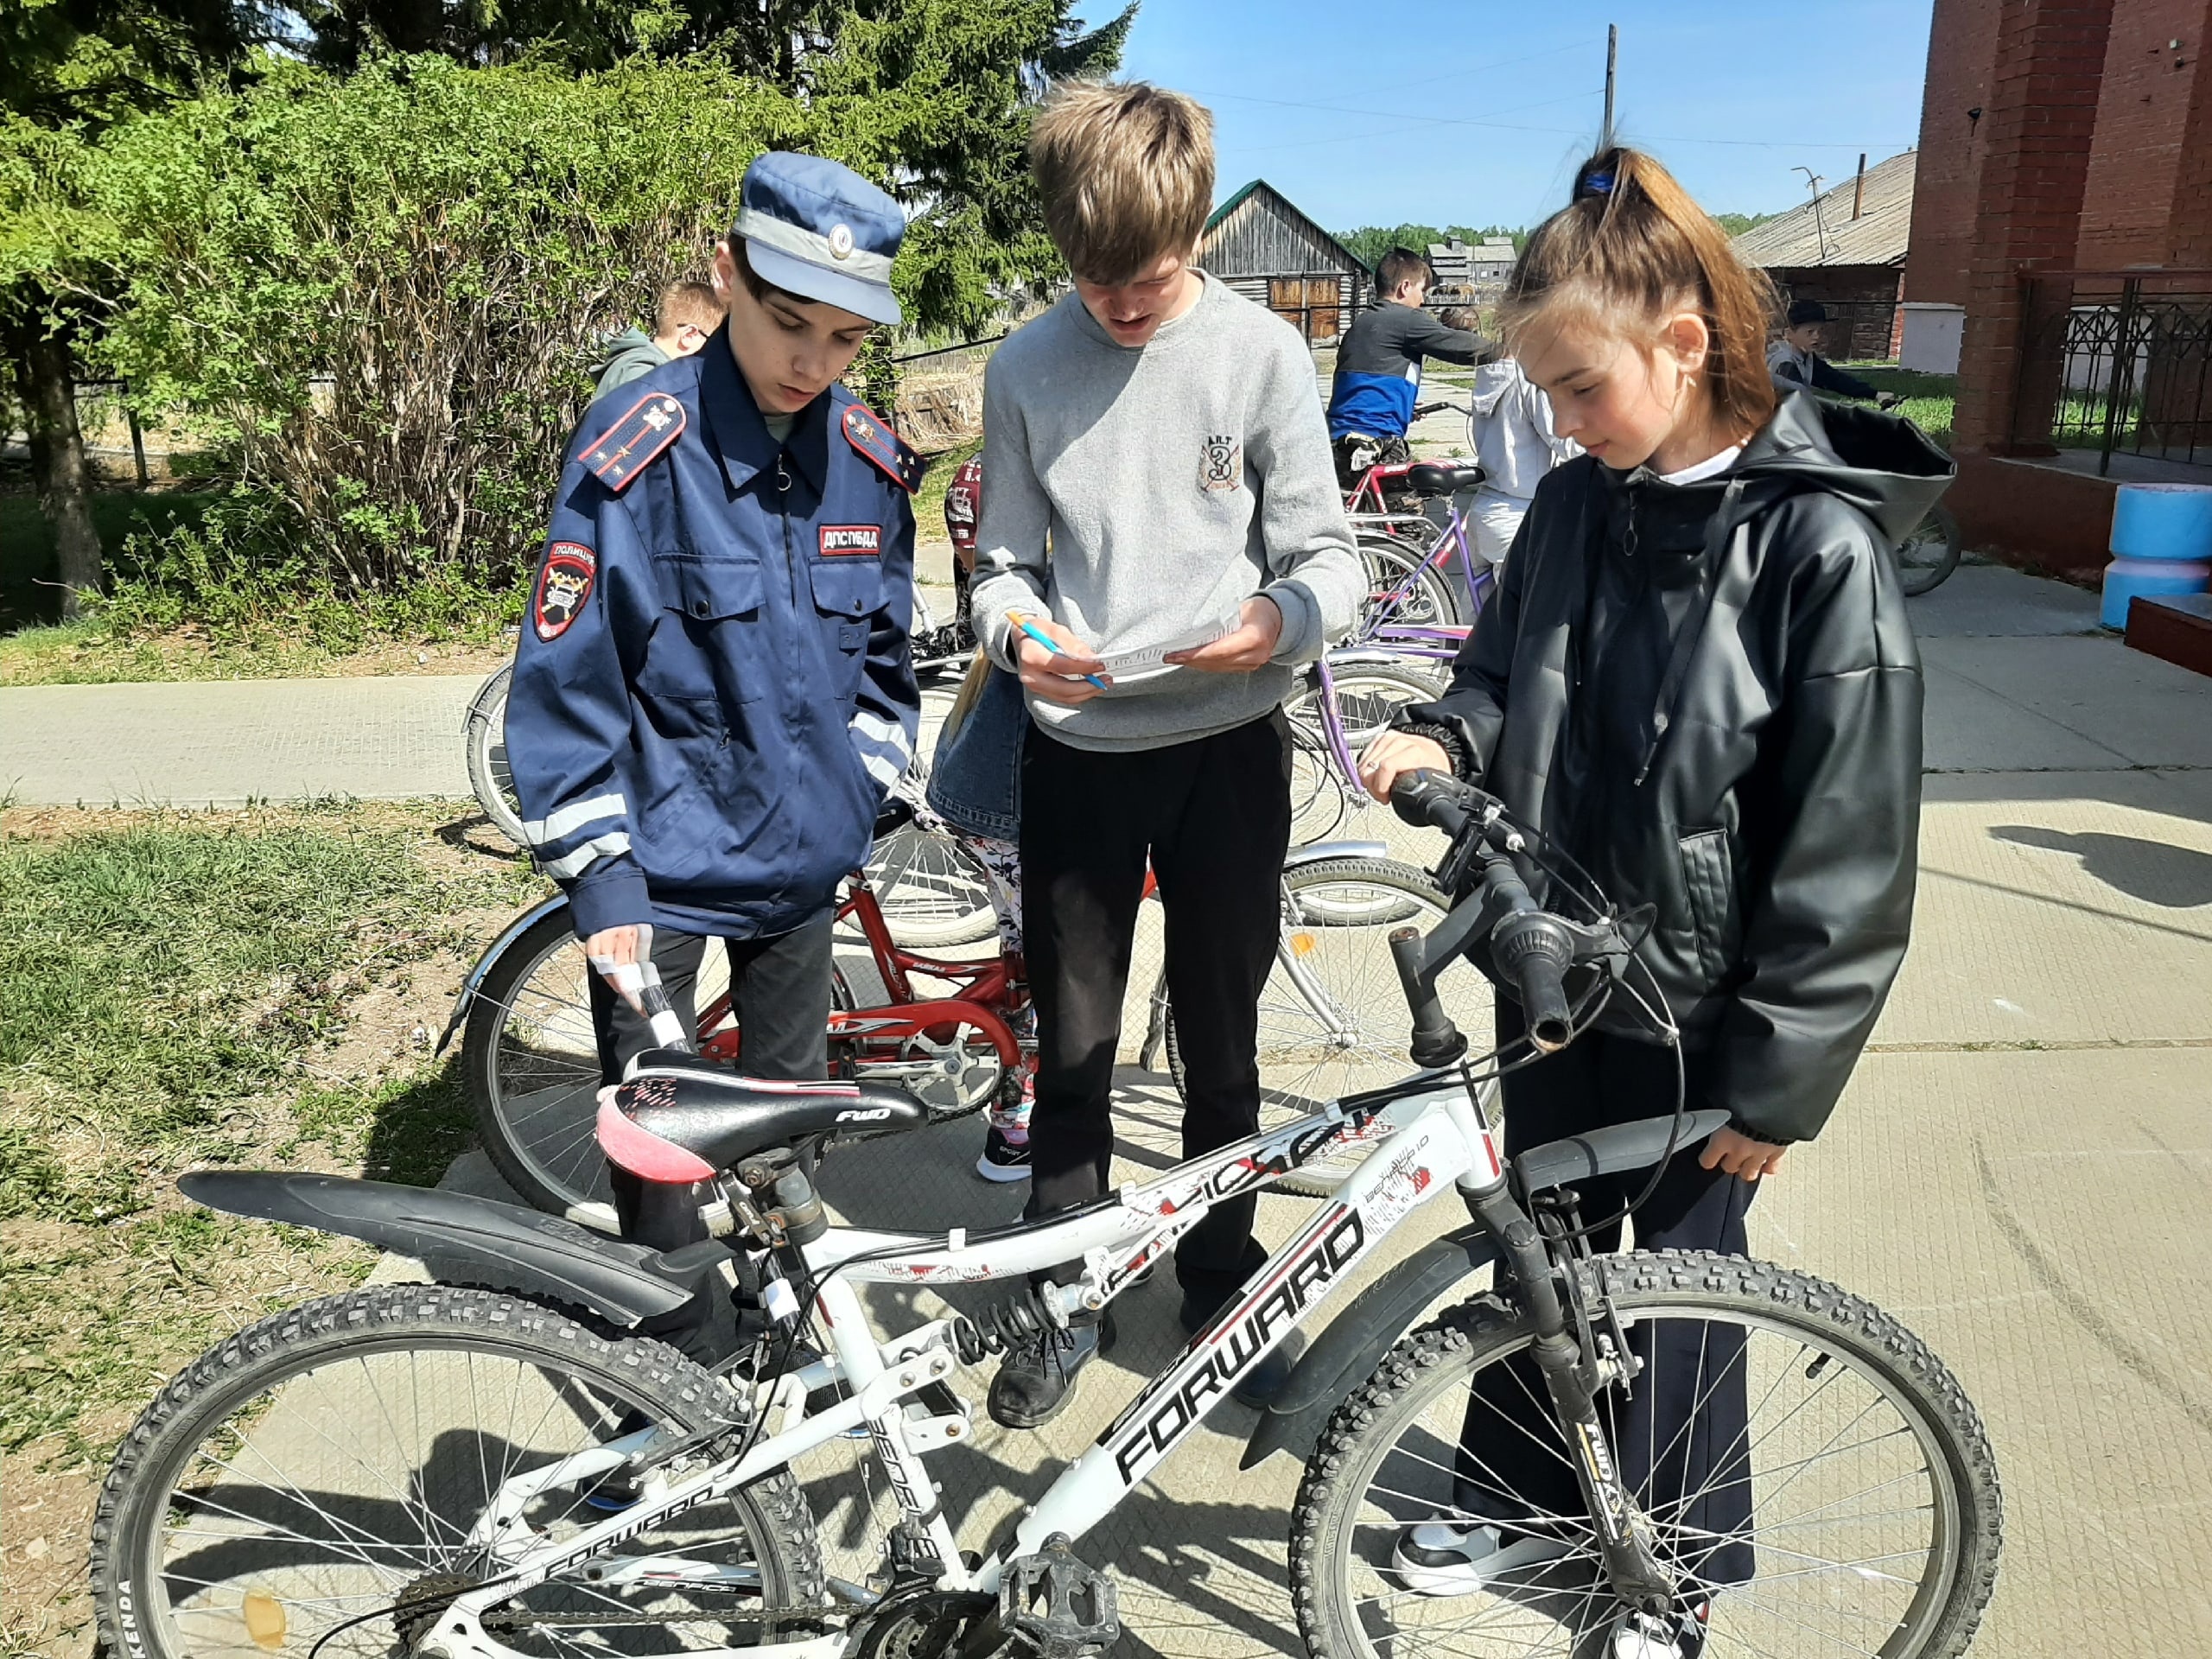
[819,524,882,557]
[1198,434,1243,494]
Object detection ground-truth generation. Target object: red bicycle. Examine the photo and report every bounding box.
[452,817,1468,1226]
[448,810,1028,1230]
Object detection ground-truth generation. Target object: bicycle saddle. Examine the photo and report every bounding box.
[1404,461,1485,498]
[599,1052,930,1183]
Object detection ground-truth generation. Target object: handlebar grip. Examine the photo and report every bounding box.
[1389,926,1467,1068]
[1493,913,1575,1054]
[1389,770,1473,836]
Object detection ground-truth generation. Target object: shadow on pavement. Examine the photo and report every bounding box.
[1990,824,2212,908]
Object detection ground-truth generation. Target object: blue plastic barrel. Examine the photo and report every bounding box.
[2102,483,2212,628]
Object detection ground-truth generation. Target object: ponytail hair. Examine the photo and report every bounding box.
[1504,147,1778,439]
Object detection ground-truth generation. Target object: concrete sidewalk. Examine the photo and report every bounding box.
[16,563,2212,1656]
[0,673,484,807]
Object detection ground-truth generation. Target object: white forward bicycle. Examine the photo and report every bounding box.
[93,774,1999,1659]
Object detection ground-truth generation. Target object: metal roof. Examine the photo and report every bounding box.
[1732,149,1916,270]
[1202,181,1370,277]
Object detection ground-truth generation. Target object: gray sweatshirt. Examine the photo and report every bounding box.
[969,274,1363,751]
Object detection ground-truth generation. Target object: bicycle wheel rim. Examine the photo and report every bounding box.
[113,1319,784,1656]
[863,823,997,949]
[465,669,529,851]
[1894,513,1960,598]
[1319,1294,1971,1659]
[480,931,734,1229]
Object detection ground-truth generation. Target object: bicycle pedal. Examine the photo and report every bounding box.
[999,1533,1118,1659]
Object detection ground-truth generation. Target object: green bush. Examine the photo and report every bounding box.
[84,54,820,610]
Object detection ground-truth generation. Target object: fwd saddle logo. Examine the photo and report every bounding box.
[836,1106,894,1123]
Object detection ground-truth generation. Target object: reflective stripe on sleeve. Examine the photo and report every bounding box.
[859,749,904,790]
[542,830,633,879]
[850,709,914,763]
[524,791,628,847]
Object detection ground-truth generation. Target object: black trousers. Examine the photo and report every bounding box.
[588,916,833,1364]
[1456,1002,1757,1586]
[1020,712,1292,1304]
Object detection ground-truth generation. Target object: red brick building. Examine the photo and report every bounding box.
[1904,0,2212,577]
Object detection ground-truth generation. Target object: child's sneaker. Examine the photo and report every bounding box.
[1390,1520,1573,1597]
[976,1125,1032,1183]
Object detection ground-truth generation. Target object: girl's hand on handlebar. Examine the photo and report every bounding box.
[1700,1127,1789,1182]
[1358,731,1452,802]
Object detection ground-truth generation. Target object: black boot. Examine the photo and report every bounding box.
[987,1312,1115,1430]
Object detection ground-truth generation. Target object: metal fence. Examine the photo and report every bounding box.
[2012,270,2212,474]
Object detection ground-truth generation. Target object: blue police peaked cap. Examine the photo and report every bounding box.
[734,153,905,327]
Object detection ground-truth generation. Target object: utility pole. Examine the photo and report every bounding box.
[1795,165,1834,264]
[1602,25,1618,149]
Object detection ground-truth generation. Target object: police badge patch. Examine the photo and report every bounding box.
[535,543,595,641]
[1198,434,1243,493]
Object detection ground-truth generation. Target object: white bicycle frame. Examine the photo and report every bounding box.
[419,1071,1512,1659]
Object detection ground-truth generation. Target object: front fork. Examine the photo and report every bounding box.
[1460,1176,1677,1614]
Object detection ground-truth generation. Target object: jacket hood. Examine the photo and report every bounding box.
[1728,391,1955,545]
[1595,391,1954,548]
[591,326,657,378]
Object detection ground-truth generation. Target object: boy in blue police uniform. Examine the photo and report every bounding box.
[506,154,923,1312]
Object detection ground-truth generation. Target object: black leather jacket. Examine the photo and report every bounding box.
[1400,393,1952,1143]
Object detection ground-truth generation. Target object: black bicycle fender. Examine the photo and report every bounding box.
[178,1171,718,1327]
[1514,1110,1732,1195]
[1241,1227,1502,1470]
[435,893,569,1055]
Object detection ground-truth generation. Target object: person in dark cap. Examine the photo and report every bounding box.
[1768,298,1898,405]
[505,152,923,1364]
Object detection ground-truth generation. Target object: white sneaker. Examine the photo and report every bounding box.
[1390,1520,1573,1598]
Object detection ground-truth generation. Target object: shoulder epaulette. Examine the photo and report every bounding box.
[580,391,687,493]
[842,402,924,494]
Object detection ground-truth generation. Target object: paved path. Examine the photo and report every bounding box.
[2,563,2200,810]
[20,561,2212,1656]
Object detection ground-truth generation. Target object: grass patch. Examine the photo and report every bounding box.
[0,804,541,1478]
[0,489,220,632]
[1838,363,1955,453]
[0,620,510,686]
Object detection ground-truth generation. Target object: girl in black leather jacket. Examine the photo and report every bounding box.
[1357,146,1951,1617]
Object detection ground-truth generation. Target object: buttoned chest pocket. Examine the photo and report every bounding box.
[810,556,880,694]
[639,557,767,710]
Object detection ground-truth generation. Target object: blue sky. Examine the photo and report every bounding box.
[1116,0,1935,233]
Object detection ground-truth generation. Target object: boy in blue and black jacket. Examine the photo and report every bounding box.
[1325,245,1497,491]
[506,153,922,1287]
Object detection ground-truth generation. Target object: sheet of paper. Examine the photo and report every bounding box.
[1095,613,1240,678]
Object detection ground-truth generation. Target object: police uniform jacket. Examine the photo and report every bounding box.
[507,330,922,941]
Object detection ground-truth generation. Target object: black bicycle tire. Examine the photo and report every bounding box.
[1290,1249,2001,1659]
[463,663,527,851]
[1358,531,1465,631]
[1162,856,1455,1198]
[1897,504,1963,598]
[92,1283,822,1659]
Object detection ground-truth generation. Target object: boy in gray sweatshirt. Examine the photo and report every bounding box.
[969,80,1363,1429]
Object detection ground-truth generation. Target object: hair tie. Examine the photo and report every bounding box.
[1580,169,1614,199]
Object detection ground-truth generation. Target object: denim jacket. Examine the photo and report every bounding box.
[925,662,1026,840]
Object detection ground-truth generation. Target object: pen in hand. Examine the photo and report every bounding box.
[1008,613,1110,690]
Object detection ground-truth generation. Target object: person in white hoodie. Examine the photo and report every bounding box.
[1464,353,1580,566]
